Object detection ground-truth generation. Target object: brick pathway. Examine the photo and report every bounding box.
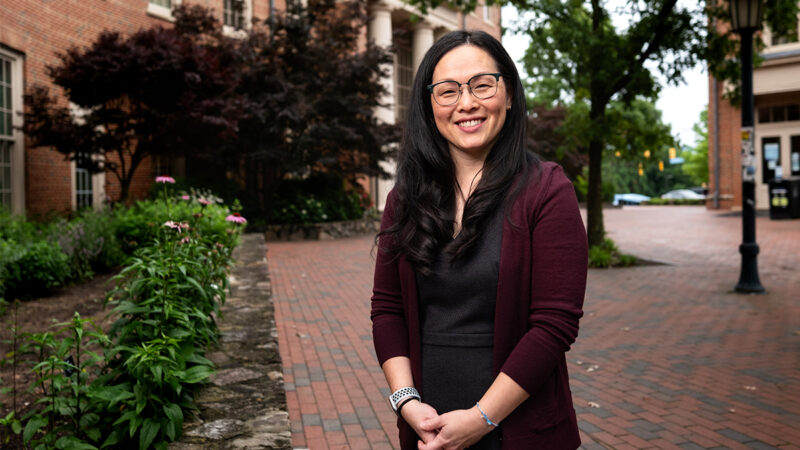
[268,206,800,449]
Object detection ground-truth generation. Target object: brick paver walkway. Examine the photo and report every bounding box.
[268,206,800,449]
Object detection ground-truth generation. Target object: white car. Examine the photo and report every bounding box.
[612,193,651,206]
[660,189,706,200]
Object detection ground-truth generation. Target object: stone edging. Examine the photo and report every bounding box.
[264,218,380,241]
[171,233,291,450]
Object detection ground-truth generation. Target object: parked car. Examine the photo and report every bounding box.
[661,189,706,200]
[612,193,651,206]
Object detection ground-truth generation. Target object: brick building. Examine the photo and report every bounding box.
[708,12,800,211]
[1,0,500,217]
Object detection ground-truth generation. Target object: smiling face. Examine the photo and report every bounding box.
[430,45,511,162]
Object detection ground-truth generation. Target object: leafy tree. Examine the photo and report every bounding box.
[23,6,247,204]
[683,107,710,186]
[527,104,586,183]
[219,0,401,214]
[403,0,797,247]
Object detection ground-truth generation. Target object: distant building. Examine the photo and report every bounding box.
[1,0,499,216]
[366,1,501,210]
[708,11,800,210]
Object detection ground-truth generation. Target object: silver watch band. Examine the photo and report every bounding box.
[388,386,421,415]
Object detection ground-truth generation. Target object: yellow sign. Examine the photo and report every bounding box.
[741,130,751,141]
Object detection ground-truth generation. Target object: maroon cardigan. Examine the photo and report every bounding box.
[371,162,588,449]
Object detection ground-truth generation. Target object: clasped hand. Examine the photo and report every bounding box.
[401,401,494,450]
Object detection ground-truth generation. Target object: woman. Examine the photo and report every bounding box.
[371,30,587,449]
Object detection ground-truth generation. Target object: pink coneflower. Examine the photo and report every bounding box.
[225,213,247,224]
[198,198,211,206]
[155,175,176,184]
[181,195,191,201]
[179,236,191,244]
[163,221,190,232]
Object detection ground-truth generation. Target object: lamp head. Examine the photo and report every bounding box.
[730,0,764,32]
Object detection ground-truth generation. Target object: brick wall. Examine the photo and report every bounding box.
[2,0,271,215]
[708,77,742,211]
[464,3,502,39]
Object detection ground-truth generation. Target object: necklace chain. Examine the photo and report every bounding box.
[456,166,484,203]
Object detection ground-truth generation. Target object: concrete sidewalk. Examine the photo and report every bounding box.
[268,206,800,449]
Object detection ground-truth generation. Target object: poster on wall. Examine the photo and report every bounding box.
[741,127,756,182]
[764,143,780,161]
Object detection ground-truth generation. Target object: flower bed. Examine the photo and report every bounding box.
[0,177,247,449]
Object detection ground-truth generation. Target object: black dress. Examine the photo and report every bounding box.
[416,205,504,450]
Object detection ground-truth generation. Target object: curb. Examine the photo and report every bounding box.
[171,233,291,449]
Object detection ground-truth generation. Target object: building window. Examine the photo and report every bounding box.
[483,4,491,21]
[0,143,10,209]
[75,154,93,210]
[148,0,179,21]
[791,136,800,176]
[152,155,173,178]
[762,137,781,184]
[758,104,800,124]
[394,39,413,123]
[224,0,245,29]
[1,55,14,209]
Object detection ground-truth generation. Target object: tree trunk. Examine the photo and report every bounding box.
[119,176,131,205]
[586,97,607,249]
[586,0,606,249]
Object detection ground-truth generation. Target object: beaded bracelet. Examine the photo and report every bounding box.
[475,402,499,427]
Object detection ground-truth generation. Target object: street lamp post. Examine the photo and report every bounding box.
[730,0,765,293]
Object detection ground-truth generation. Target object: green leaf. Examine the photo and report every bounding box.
[12,419,22,434]
[162,403,183,440]
[139,418,160,450]
[86,427,102,442]
[150,364,163,385]
[80,413,100,428]
[175,365,213,384]
[184,276,207,299]
[55,435,99,450]
[23,415,48,443]
[112,410,136,427]
[100,430,120,448]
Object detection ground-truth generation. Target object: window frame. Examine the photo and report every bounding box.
[0,47,24,214]
[223,0,253,36]
[147,0,181,22]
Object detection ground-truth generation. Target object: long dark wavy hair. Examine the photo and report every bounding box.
[379,30,537,275]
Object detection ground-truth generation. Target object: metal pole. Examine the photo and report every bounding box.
[712,77,720,209]
[735,28,765,293]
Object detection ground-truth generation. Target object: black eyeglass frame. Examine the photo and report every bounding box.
[426,72,503,106]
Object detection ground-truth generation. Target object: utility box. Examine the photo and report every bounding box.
[768,177,800,219]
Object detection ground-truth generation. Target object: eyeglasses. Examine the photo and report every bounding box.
[427,73,502,106]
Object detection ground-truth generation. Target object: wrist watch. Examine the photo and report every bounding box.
[388,387,420,416]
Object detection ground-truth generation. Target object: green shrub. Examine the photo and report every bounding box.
[0,208,125,299]
[269,173,366,224]
[0,239,70,300]
[644,198,705,206]
[55,209,126,281]
[589,237,637,268]
[113,195,234,254]
[7,186,243,449]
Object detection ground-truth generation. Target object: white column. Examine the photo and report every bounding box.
[368,2,396,211]
[369,3,396,127]
[412,21,434,74]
